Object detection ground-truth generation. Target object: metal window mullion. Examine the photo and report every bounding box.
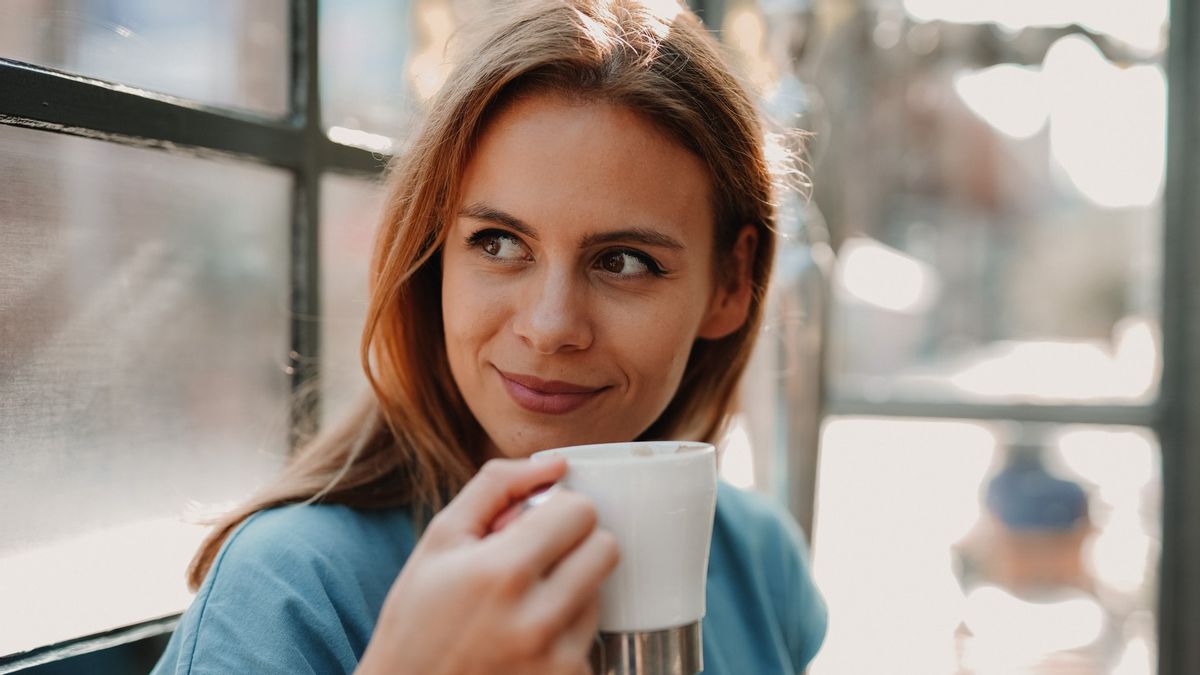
[287,0,324,446]
[1157,0,1200,673]
[0,58,303,167]
[826,398,1158,428]
[0,617,178,674]
[0,1,389,668]
[0,58,385,175]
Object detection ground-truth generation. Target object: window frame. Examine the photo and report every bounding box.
[817,1,1199,672]
[819,1,1199,672]
[1157,0,1200,672]
[0,0,385,669]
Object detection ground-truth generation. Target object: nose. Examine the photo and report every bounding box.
[511,266,594,354]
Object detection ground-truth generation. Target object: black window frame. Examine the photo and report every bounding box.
[819,2,1200,672]
[821,2,1200,673]
[1157,0,1200,672]
[0,1,384,670]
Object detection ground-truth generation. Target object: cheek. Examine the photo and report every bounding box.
[440,259,502,375]
[604,291,705,392]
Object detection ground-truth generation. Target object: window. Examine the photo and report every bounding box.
[0,124,293,658]
[715,0,1200,673]
[0,1,387,669]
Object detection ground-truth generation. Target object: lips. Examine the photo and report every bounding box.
[496,368,609,415]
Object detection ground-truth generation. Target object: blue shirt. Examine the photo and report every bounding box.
[151,482,826,674]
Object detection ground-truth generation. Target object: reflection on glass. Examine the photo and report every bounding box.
[320,0,414,147]
[0,0,289,116]
[319,174,387,426]
[790,2,1168,405]
[811,417,1159,675]
[319,0,489,144]
[901,0,1168,54]
[0,124,291,654]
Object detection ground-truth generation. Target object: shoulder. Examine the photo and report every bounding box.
[222,502,416,570]
[712,481,828,667]
[714,480,800,551]
[206,502,417,615]
[712,481,813,587]
[155,504,416,675]
[715,480,781,521]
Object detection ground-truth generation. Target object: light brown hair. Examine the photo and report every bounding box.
[187,0,779,590]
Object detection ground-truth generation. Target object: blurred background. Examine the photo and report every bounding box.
[0,0,1190,673]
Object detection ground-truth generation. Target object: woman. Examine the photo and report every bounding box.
[152,1,826,673]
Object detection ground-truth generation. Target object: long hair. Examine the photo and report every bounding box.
[187,0,780,590]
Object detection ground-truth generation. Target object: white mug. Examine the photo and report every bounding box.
[532,441,718,633]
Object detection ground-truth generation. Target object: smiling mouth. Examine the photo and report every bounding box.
[495,368,610,415]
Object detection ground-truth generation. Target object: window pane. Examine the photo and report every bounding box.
[320,0,414,146]
[319,0,486,147]
[721,0,1166,406]
[0,0,288,116]
[320,173,387,426]
[0,125,291,655]
[811,417,1160,675]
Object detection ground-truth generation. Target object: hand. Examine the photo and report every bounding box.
[356,457,620,675]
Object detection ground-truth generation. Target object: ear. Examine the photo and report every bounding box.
[698,225,758,340]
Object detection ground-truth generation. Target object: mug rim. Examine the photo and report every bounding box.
[531,440,715,465]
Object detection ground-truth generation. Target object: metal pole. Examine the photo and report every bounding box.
[1157,0,1200,672]
[288,0,324,446]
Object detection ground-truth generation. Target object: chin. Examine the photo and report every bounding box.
[490,425,633,459]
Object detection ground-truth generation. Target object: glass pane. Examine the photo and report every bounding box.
[319,0,487,148]
[0,125,291,655]
[0,0,289,116]
[811,416,1160,675]
[720,0,1166,406]
[320,174,387,426]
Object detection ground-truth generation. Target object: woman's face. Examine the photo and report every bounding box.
[442,93,748,459]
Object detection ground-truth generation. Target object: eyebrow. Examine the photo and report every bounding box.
[458,202,686,251]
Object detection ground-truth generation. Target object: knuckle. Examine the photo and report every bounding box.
[469,557,503,587]
[478,459,510,481]
[426,509,454,532]
[593,530,621,568]
[421,513,454,547]
[548,652,588,675]
[496,630,538,663]
[516,613,559,655]
[559,492,598,528]
[424,516,456,550]
[476,554,534,595]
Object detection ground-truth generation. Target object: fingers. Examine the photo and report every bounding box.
[488,500,524,535]
[527,598,600,675]
[557,600,601,672]
[489,485,559,535]
[489,489,602,573]
[528,528,620,630]
[434,457,567,539]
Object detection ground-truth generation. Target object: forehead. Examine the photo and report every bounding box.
[457,93,715,244]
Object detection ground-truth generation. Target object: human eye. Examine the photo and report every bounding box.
[594,249,667,278]
[466,228,530,262]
